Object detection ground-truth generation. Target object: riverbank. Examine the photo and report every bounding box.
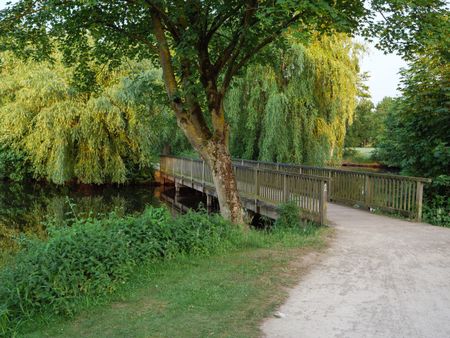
[23,236,329,337]
[2,207,330,337]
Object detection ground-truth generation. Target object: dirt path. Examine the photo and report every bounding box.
[262,204,450,338]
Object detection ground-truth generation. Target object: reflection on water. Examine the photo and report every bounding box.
[0,181,160,254]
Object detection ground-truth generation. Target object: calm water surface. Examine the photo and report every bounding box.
[0,181,162,253]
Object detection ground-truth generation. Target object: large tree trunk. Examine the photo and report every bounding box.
[151,12,244,226]
[200,140,245,226]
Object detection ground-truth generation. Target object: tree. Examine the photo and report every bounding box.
[0,53,167,184]
[227,33,362,165]
[344,97,392,148]
[376,53,449,177]
[1,0,445,223]
[345,99,376,148]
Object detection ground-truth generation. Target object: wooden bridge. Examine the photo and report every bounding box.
[159,156,431,225]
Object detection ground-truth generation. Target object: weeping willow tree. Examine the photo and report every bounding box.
[0,53,170,184]
[226,33,362,166]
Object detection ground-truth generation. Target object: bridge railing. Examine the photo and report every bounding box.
[233,159,431,222]
[160,156,329,225]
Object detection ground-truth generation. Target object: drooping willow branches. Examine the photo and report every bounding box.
[225,33,363,166]
[0,53,170,184]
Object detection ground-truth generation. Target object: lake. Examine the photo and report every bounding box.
[0,181,163,256]
[0,180,219,260]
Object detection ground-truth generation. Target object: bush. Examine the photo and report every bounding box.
[423,175,450,227]
[274,202,317,233]
[0,207,238,333]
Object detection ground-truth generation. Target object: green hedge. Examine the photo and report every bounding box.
[0,207,239,333]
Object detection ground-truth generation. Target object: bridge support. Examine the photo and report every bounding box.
[206,194,213,213]
[175,182,180,203]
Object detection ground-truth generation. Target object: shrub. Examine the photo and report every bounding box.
[0,207,237,333]
[274,202,317,233]
[423,175,450,227]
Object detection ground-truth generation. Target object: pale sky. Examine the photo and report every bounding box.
[358,39,407,103]
[0,0,405,103]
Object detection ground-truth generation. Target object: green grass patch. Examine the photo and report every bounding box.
[20,228,328,338]
[343,147,376,164]
[1,205,329,337]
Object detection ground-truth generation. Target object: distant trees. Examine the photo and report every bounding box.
[345,97,395,148]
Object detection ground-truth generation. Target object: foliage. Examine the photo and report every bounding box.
[273,202,312,231]
[367,0,449,60]
[423,175,450,227]
[0,143,31,181]
[226,34,362,165]
[0,207,241,334]
[345,98,392,148]
[0,53,171,184]
[375,49,449,178]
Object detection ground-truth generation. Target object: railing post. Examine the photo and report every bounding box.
[190,158,193,182]
[364,175,371,208]
[328,171,332,201]
[202,161,205,186]
[283,173,288,202]
[254,168,259,208]
[415,181,424,222]
[319,180,328,225]
[172,158,175,177]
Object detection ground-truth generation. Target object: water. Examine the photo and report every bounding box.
[0,181,161,254]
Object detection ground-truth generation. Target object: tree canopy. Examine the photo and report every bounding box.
[0,52,170,184]
[226,33,362,165]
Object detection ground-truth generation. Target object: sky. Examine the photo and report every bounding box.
[0,0,406,104]
[358,40,407,103]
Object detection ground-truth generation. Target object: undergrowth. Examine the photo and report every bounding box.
[0,204,319,336]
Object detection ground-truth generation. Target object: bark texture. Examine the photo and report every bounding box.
[202,140,245,225]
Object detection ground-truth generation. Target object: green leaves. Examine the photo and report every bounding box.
[0,207,240,333]
[226,33,361,165]
[365,0,449,60]
[0,53,168,184]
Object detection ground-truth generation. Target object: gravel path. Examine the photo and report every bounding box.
[262,204,450,338]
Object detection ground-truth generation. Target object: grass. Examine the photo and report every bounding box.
[17,227,331,338]
[343,147,376,164]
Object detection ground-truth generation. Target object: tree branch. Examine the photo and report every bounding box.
[221,12,303,93]
[151,11,181,111]
[142,0,181,41]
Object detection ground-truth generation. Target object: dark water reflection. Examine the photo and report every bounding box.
[0,181,161,253]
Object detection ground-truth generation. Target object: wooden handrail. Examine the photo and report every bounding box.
[234,158,432,183]
[160,155,329,225]
[160,155,431,222]
[231,157,431,221]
